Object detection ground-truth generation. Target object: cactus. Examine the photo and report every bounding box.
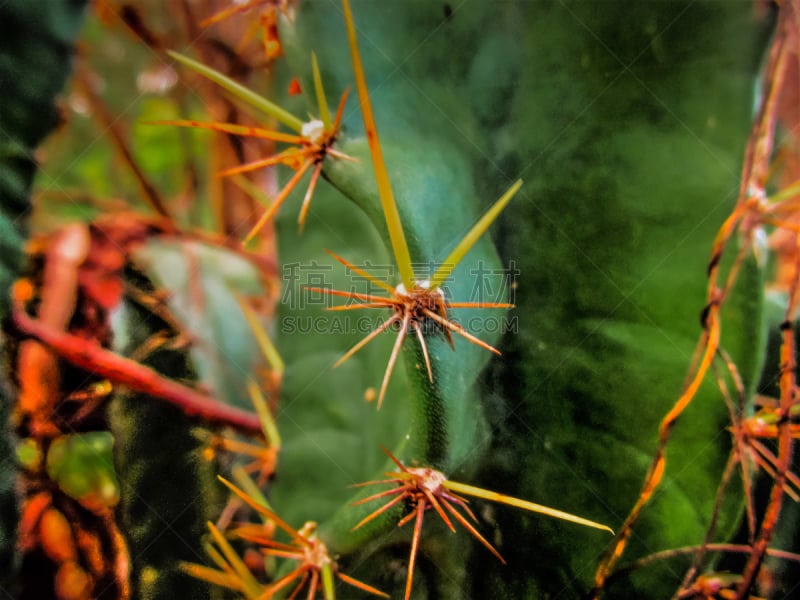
[4,0,799,599]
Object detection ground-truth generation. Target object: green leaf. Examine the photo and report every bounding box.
[46,432,120,511]
[131,239,273,410]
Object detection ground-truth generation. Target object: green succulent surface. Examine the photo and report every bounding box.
[0,0,775,598]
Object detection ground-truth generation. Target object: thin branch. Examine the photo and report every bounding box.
[74,65,174,223]
[605,543,800,590]
[12,307,262,434]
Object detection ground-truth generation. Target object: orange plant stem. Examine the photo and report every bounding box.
[591,310,720,596]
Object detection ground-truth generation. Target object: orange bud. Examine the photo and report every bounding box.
[55,561,92,600]
[39,508,78,564]
[288,77,302,96]
[12,278,36,305]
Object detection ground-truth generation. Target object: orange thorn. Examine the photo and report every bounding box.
[298,161,324,231]
[378,312,410,409]
[243,158,315,244]
[404,502,426,600]
[422,308,502,355]
[334,315,400,369]
[412,322,434,382]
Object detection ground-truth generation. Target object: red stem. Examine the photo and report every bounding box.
[12,307,263,434]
